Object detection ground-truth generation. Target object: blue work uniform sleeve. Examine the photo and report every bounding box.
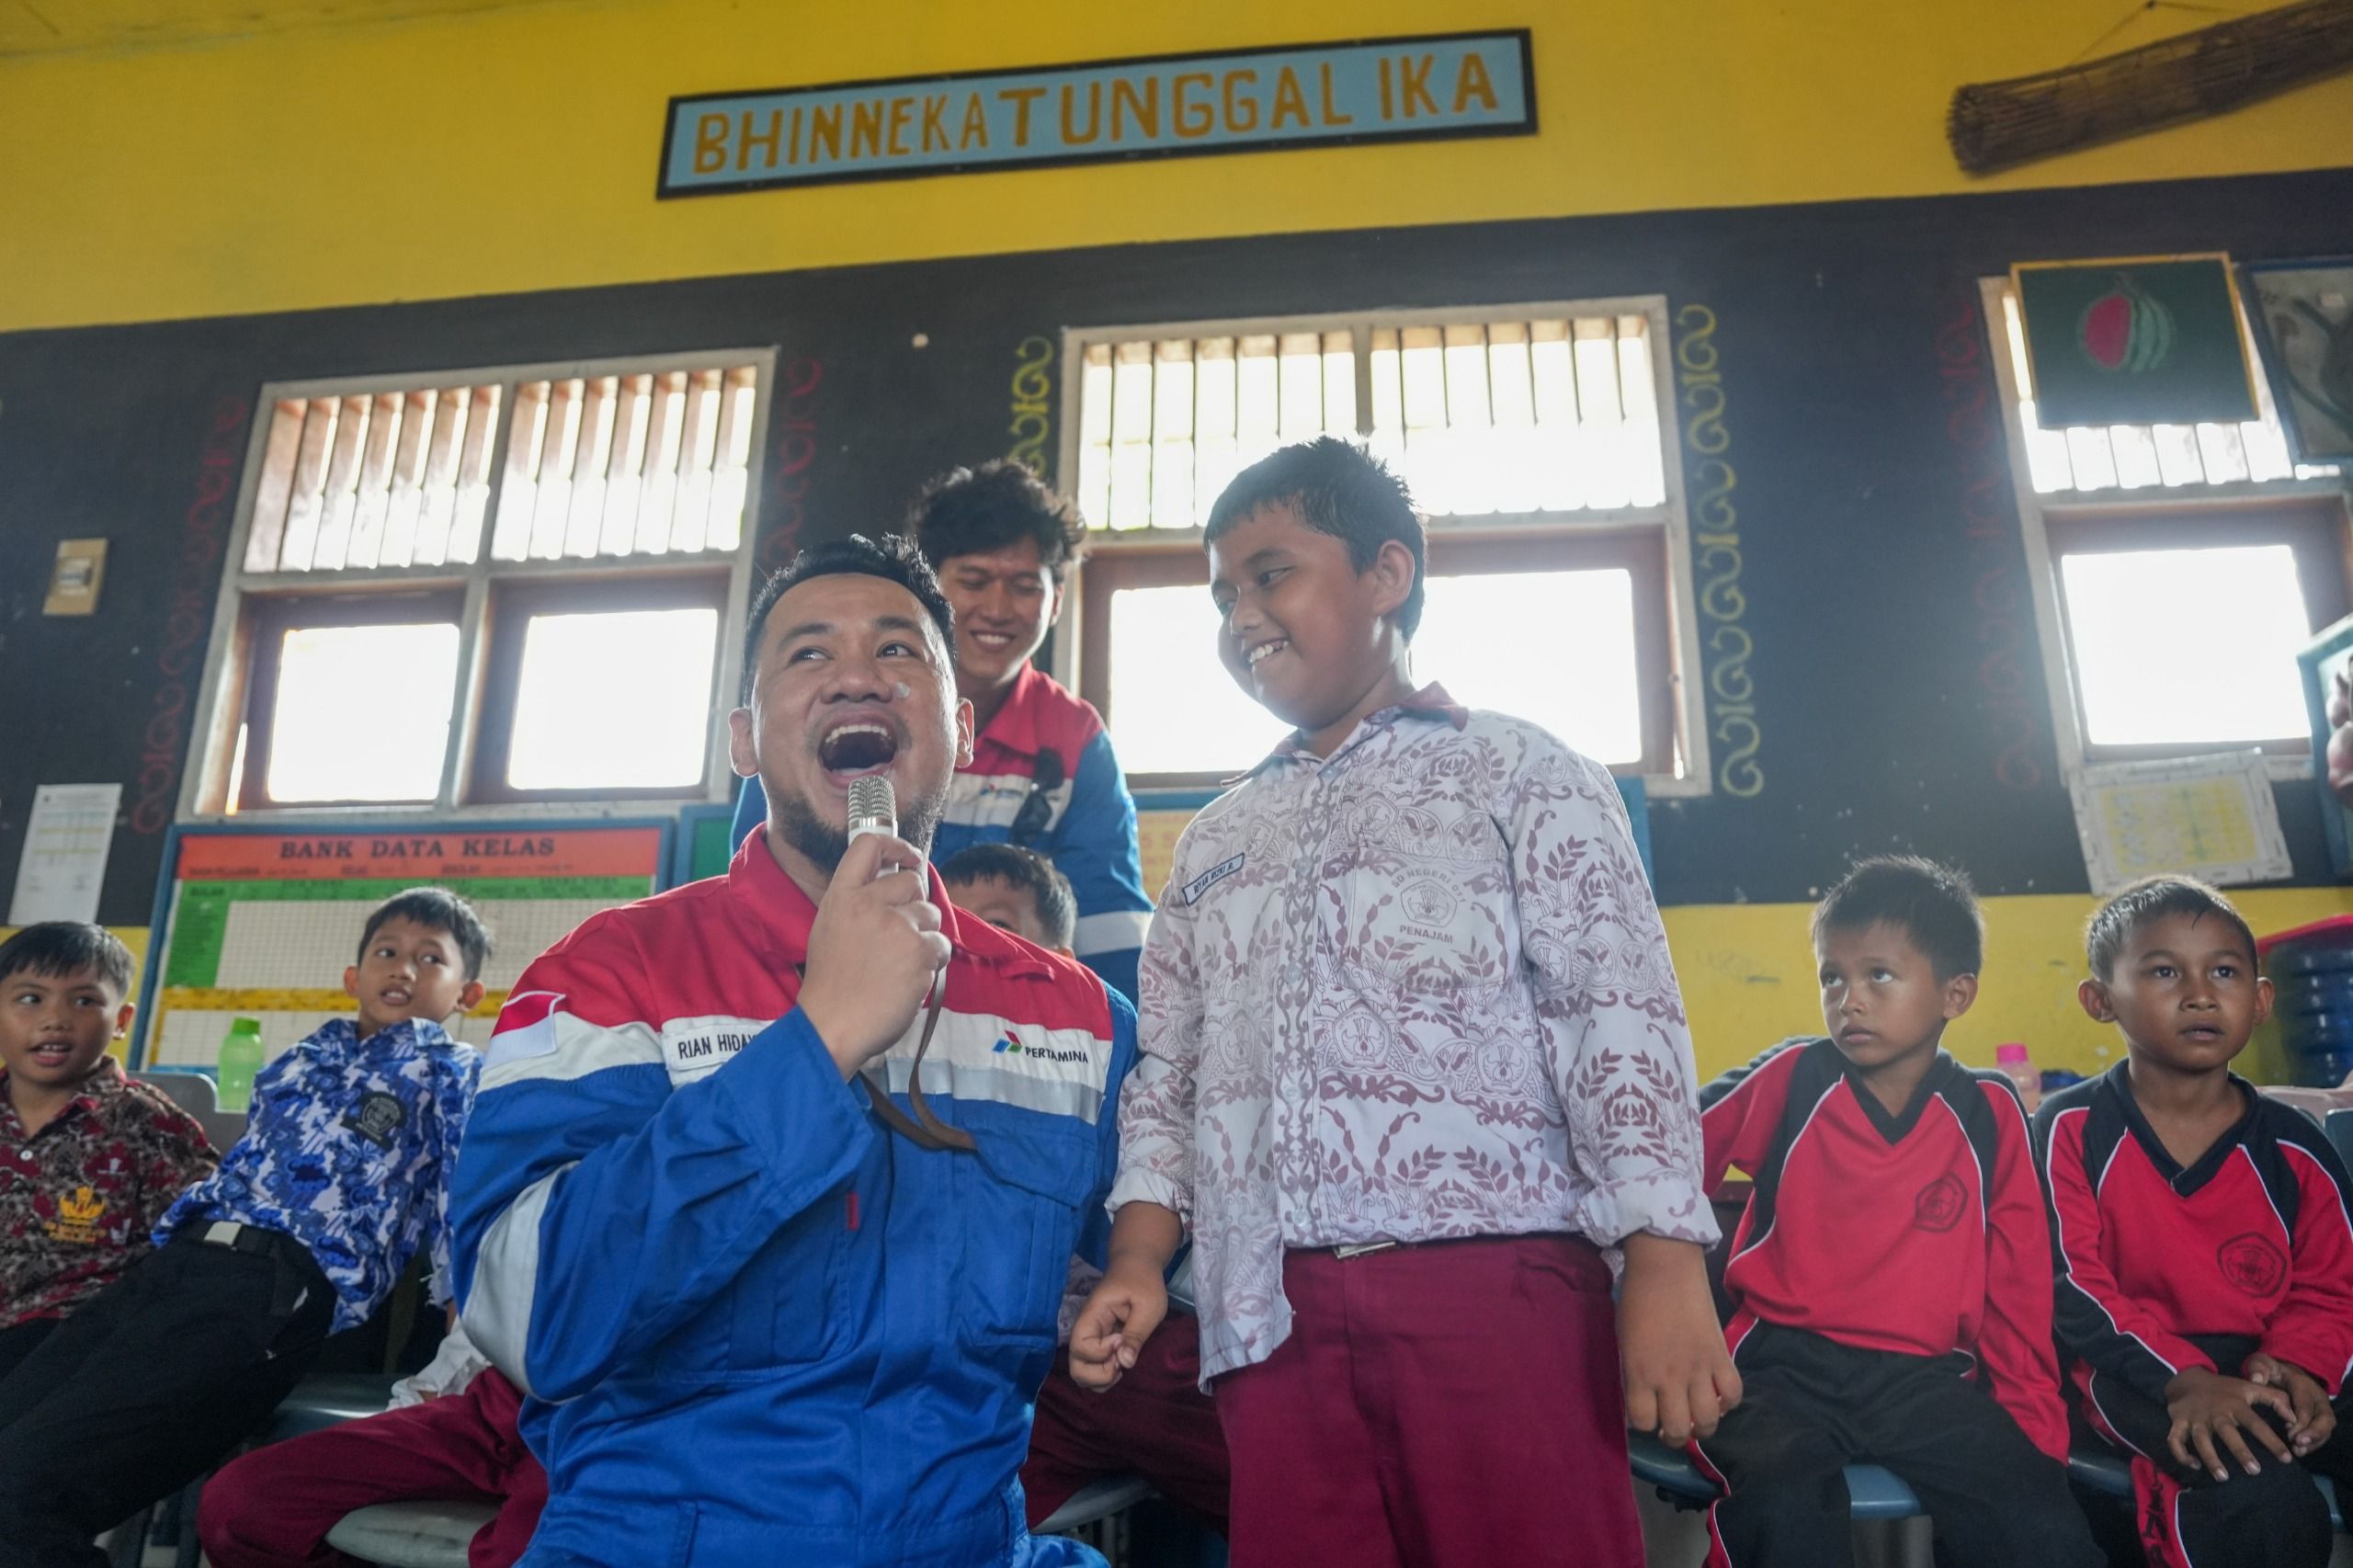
[449,959,875,1402]
[1050,730,1154,1005]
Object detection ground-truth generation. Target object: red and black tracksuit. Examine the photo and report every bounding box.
[1693,1039,2099,1568]
[2038,1065,2353,1568]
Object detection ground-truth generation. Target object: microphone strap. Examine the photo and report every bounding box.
[798,963,974,1154]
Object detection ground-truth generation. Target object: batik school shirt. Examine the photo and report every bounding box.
[0,1059,216,1329]
[1110,686,1717,1387]
[1699,1039,2070,1460]
[159,1017,478,1332]
[2038,1065,2353,1416]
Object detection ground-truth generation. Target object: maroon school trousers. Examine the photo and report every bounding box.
[1022,1309,1230,1530]
[199,1368,546,1568]
[1212,1235,1640,1568]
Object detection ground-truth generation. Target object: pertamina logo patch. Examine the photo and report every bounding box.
[992,1028,1089,1065]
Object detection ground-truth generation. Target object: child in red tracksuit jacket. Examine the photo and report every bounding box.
[1694,857,2099,1568]
[2040,875,2353,1568]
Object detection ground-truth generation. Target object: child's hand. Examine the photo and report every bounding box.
[1068,1257,1167,1393]
[1618,1233,1742,1447]
[2165,1367,2297,1479]
[2245,1352,2336,1454]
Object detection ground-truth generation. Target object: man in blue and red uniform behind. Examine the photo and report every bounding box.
[1691,857,2099,1568]
[2040,876,2353,1568]
[733,462,1151,1000]
[452,535,1135,1568]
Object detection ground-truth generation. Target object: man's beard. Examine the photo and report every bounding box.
[771,775,947,877]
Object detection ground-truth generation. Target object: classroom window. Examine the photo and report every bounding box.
[191,351,772,819]
[2043,506,2347,759]
[1062,301,1699,791]
[1984,277,2351,774]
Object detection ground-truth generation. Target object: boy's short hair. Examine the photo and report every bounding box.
[1204,437,1427,639]
[0,922,134,999]
[359,888,493,980]
[938,843,1078,951]
[741,533,957,704]
[1812,856,1984,981]
[2085,875,2257,983]
[909,461,1087,584]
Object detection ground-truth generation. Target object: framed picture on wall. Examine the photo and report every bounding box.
[2298,610,2353,880]
[2244,259,2353,464]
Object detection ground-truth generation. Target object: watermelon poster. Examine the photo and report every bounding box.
[2012,256,2256,429]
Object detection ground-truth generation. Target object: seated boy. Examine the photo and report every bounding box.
[2040,876,2353,1568]
[1694,857,2099,1568]
[0,924,216,1383]
[0,888,489,1568]
[940,844,1230,1534]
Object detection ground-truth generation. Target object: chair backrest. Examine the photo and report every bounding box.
[133,1070,248,1155]
[2326,1108,2353,1176]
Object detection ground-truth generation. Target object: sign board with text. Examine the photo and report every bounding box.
[661,31,1534,197]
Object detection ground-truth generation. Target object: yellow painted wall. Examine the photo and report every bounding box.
[1138,816,2353,1085]
[1666,890,2353,1084]
[4,0,2350,331]
[17,892,2353,1081]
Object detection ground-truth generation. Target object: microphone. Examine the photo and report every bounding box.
[847,776,902,877]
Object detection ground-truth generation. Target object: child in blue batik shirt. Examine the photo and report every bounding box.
[0,888,490,1568]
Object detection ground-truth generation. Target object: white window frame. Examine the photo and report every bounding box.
[1051,298,1709,796]
[1978,277,2349,783]
[178,347,777,824]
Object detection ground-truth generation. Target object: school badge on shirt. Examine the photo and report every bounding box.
[42,1186,108,1244]
[342,1092,407,1150]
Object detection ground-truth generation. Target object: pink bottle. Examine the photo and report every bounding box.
[1995,1042,2040,1114]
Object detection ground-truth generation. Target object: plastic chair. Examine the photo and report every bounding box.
[1627,1430,1925,1519]
[315,1477,1164,1568]
[2069,1445,2343,1530]
[131,1069,249,1156]
[2325,1108,2353,1176]
[324,1500,493,1568]
[1037,1474,1157,1534]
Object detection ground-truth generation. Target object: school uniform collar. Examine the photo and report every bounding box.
[2099,1060,2260,1196]
[971,661,1052,763]
[1836,1046,1963,1145]
[1242,682,1470,781]
[0,1054,125,1138]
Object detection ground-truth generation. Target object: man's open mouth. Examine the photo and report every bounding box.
[818,720,901,778]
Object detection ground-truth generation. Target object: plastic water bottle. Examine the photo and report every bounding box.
[217,1017,264,1114]
[1995,1042,2040,1114]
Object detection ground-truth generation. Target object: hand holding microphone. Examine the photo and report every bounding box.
[801,777,952,1080]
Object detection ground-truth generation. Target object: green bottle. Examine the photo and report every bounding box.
[217,1017,265,1114]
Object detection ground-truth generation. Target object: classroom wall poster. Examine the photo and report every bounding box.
[2012,256,2256,428]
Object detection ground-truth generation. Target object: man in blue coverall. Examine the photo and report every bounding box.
[450,534,1136,1568]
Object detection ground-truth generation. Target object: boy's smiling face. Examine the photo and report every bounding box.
[0,965,131,1093]
[1209,502,1413,738]
[2080,910,2271,1074]
[346,916,483,1038]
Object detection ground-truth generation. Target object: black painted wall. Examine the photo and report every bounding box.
[4,166,2348,923]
